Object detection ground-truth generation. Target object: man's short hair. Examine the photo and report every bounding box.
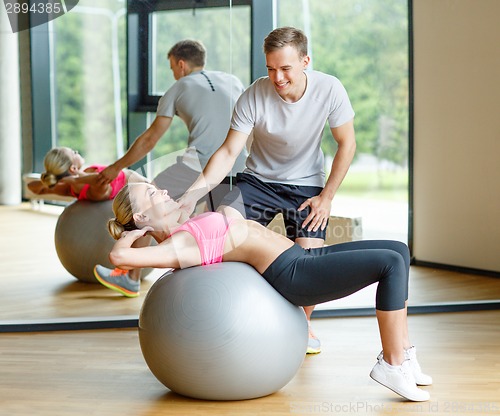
[168,40,206,67]
[263,27,308,58]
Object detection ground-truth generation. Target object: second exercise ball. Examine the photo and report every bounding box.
[54,200,117,283]
[139,262,308,401]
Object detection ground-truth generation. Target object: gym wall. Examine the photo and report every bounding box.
[412,0,500,272]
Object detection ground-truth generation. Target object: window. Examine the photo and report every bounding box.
[278,0,410,242]
[52,0,126,164]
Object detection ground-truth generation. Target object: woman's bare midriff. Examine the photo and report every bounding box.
[222,219,295,274]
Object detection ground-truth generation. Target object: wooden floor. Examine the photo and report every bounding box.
[2,203,500,323]
[1,311,500,415]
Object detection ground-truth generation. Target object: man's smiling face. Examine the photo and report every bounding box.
[265,45,310,102]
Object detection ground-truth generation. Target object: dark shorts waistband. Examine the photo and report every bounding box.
[262,244,306,284]
[221,173,327,241]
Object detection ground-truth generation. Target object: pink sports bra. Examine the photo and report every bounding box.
[70,164,126,200]
[170,212,235,266]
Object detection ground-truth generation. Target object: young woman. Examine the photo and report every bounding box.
[28,147,145,202]
[98,182,432,402]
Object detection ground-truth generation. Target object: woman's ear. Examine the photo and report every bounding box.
[133,212,149,226]
[68,165,78,175]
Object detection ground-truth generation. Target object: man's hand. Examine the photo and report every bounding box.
[97,165,121,186]
[298,194,332,232]
[177,193,197,217]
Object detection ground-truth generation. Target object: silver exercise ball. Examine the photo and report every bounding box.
[54,200,117,283]
[139,262,308,401]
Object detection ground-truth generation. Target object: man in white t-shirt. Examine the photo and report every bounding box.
[179,27,356,354]
[94,40,247,291]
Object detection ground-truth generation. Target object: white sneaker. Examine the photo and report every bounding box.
[377,347,433,386]
[405,346,433,385]
[370,358,430,402]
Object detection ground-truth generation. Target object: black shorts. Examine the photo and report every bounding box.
[220,172,327,241]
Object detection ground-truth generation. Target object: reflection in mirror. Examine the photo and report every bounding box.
[145,2,251,174]
[1,203,161,322]
[4,0,252,327]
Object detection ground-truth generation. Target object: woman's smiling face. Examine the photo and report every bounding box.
[129,183,182,230]
[62,147,85,170]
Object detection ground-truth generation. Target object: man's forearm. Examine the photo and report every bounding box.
[188,148,237,195]
[110,135,154,171]
[179,129,248,211]
[322,140,356,200]
[111,117,171,171]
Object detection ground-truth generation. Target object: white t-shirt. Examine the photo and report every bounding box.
[157,70,247,173]
[231,70,355,187]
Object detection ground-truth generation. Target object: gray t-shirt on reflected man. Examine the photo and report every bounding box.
[231,70,355,187]
[157,70,248,173]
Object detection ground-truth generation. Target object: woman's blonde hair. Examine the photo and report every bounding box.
[40,147,73,188]
[108,184,137,240]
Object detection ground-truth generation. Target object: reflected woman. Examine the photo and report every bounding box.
[28,147,146,202]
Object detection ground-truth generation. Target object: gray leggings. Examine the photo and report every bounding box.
[262,240,410,311]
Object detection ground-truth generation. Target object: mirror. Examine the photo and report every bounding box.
[3,0,255,330]
[3,0,500,332]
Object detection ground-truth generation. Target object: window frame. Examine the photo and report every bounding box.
[127,0,256,113]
